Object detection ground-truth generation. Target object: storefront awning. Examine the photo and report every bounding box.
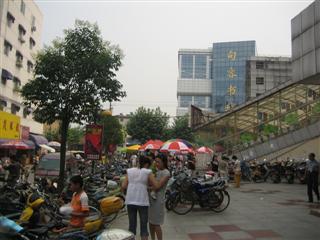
[0,139,35,150]
[29,134,48,147]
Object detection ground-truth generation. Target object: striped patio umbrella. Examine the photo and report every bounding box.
[160,139,193,154]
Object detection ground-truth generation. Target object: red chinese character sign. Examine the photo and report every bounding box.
[84,124,103,161]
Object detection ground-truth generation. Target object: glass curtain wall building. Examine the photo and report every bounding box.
[212,41,256,113]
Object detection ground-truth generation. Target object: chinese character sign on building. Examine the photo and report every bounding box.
[212,41,256,113]
[84,124,103,160]
[0,111,20,139]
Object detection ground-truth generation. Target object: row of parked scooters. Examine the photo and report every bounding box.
[228,159,308,184]
[0,160,133,240]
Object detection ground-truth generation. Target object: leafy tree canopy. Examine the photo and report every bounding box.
[99,114,125,151]
[21,20,126,189]
[127,107,169,142]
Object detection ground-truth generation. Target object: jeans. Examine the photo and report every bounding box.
[127,204,149,237]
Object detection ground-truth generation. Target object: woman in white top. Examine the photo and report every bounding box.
[122,156,159,240]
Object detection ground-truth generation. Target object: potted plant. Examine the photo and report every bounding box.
[263,124,279,138]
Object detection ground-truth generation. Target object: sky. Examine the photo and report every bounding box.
[35,0,313,117]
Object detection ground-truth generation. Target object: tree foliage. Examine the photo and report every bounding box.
[169,115,194,142]
[99,115,125,151]
[67,126,84,148]
[127,107,169,142]
[44,128,60,142]
[21,20,126,190]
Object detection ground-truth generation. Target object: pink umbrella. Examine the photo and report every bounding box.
[160,140,193,154]
[196,146,214,154]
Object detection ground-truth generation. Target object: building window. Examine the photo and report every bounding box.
[11,104,20,115]
[256,93,262,97]
[180,96,192,108]
[4,40,13,56]
[31,15,36,32]
[23,108,31,118]
[194,96,206,108]
[29,37,36,50]
[194,55,207,79]
[7,12,15,27]
[18,25,26,43]
[181,55,193,79]
[20,0,26,15]
[16,51,23,68]
[256,61,264,69]
[27,61,34,73]
[256,77,264,85]
[1,69,13,85]
[0,100,7,111]
[13,77,21,92]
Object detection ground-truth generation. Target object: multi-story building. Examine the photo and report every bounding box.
[245,56,292,100]
[177,41,256,115]
[0,0,43,134]
[176,49,213,116]
[177,41,295,115]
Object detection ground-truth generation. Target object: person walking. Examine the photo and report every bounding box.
[305,153,319,203]
[122,156,159,240]
[149,154,170,240]
[218,155,228,182]
[233,156,241,188]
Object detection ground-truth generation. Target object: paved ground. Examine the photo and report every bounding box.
[111,182,320,240]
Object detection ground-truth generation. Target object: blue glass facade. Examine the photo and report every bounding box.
[212,41,256,113]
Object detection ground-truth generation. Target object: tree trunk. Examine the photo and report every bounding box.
[58,118,69,192]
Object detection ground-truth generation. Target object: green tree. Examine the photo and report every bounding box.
[170,115,194,142]
[21,20,126,190]
[44,128,60,142]
[127,107,169,142]
[67,126,84,149]
[99,114,125,152]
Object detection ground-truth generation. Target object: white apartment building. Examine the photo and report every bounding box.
[0,0,43,134]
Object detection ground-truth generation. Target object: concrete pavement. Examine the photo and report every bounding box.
[111,182,320,240]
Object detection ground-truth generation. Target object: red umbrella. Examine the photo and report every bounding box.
[139,140,164,151]
[196,146,214,154]
[0,140,34,150]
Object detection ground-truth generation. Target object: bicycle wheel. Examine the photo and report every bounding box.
[208,189,224,209]
[211,190,230,213]
[172,191,194,215]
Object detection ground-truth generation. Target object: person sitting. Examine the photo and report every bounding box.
[63,175,90,229]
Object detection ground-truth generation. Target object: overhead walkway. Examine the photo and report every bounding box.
[191,79,320,161]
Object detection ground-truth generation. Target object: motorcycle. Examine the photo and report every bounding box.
[166,173,230,215]
[284,160,295,184]
[296,161,306,184]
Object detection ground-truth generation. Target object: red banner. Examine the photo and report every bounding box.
[84,124,103,160]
